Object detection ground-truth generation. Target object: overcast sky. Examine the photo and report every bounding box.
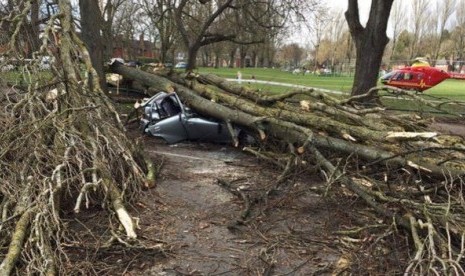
[291,1,411,46]
[323,0,375,26]
[289,1,371,46]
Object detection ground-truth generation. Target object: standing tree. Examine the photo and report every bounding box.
[452,0,465,72]
[173,0,318,71]
[429,0,456,66]
[174,0,235,71]
[345,0,394,97]
[326,10,347,71]
[112,1,141,60]
[309,5,330,71]
[388,0,407,63]
[280,43,304,68]
[79,0,106,91]
[139,0,178,63]
[408,0,429,60]
[100,0,127,60]
[79,0,127,92]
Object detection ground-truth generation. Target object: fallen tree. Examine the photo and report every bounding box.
[110,62,465,274]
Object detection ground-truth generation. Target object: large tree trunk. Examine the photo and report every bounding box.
[345,0,394,98]
[229,49,235,68]
[79,0,107,92]
[186,44,200,71]
[160,36,173,63]
[28,1,40,55]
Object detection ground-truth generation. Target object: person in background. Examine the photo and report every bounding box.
[237,71,242,84]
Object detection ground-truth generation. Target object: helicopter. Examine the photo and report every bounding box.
[380,61,465,92]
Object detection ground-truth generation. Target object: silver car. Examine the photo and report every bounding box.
[140,92,250,144]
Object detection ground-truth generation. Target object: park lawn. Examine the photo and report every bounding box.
[425,79,465,100]
[198,67,354,93]
[199,67,465,114]
[2,66,463,114]
[199,66,465,100]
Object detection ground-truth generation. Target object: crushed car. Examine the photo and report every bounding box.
[140,91,253,144]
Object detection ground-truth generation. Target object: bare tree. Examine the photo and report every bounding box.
[452,0,465,71]
[100,0,127,60]
[280,43,304,68]
[408,0,429,60]
[172,0,318,71]
[0,0,153,274]
[345,0,394,97]
[309,6,330,70]
[388,0,407,62]
[78,0,128,91]
[258,36,277,67]
[325,10,346,71]
[429,0,456,66]
[174,0,235,70]
[139,0,178,63]
[112,1,141,60]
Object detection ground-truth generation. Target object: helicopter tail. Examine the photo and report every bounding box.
[449,72,465,80]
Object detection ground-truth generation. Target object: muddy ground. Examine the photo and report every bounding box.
[118,130,415,275]
[136,138,344,275]
[68,116,464,275]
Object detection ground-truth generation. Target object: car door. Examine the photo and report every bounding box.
[149,113,189,144]
[183,115,233,143]
[145,93,189,143]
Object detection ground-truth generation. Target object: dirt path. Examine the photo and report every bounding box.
[119,116,465,275]
[131,137,344,275]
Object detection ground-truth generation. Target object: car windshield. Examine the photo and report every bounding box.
[158,95,181,117]
[144,92,182,119]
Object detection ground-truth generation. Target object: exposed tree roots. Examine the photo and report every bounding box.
[0,1,157,275]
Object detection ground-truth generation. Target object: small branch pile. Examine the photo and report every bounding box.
[0,1,153,275]
[111,63,465,274]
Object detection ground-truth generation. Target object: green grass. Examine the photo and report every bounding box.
[2,65,463,114]
[1,69,53,87]
[198,67,465,98]
[198,67,465,114]
[198,67,354,93]
[426,79,465,100]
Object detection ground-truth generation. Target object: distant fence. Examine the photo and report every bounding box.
[297,59,465,77]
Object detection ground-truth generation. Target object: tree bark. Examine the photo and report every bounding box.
[28,1,40,55]
[345,0,394,98]
[0,208,37,276]
[229,49,235,68]
[186,44,200,71]
[79,0,107,92]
